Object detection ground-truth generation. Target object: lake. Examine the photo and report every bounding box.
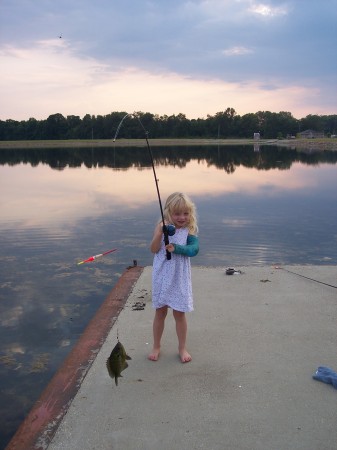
[1,144,337,447]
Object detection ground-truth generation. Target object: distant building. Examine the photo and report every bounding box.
[299,129,324,139]
[254,132,260,140]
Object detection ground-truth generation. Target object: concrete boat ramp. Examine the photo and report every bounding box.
[7,265,337,450]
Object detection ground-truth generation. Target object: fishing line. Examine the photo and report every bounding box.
[113,113,172,260]
[274,266,337,289]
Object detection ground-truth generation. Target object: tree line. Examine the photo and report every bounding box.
[1,108,336,141]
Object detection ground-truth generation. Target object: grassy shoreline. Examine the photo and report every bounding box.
[0,138,336,151]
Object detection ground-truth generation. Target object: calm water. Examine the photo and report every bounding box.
[1,145,337,447]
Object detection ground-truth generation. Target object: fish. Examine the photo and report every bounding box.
[106,341,131,386]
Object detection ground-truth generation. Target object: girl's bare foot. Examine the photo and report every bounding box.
[148,348,160,361]
[179,348,192,363]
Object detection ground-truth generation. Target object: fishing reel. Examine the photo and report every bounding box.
[163,224,176,236]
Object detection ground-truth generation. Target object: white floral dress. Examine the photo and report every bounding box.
[152,227,193,312]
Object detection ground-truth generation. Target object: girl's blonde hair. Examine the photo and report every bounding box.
[163,192,198,235]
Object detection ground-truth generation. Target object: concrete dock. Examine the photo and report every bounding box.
[7,265,337,450]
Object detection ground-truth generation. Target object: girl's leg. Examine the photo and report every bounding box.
[173,310,192,363]
[148,306,168,361]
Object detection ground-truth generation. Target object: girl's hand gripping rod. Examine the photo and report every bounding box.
[113,113,172,260]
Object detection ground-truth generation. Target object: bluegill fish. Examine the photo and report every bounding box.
[106,341,131,386]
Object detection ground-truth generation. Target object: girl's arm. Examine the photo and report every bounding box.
[168,234,199,257]
[150,223,163,253]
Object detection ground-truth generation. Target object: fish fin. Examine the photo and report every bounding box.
[106,359,114,379]
[121,361,128,372]
[126,354,132,360]
[115,373,123,386]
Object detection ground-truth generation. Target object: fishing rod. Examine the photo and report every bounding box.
[113,113,174,260]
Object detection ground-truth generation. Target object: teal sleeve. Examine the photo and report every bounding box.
[172,235,199,257]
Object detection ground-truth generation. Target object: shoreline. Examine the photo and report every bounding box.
[0,138,336,151]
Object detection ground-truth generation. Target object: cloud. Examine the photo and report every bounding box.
[222,46,254,56]
[249,3,288,17]
[1,39,329,120]
[0,0,336,120]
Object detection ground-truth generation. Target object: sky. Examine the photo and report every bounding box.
[0,0,336,121]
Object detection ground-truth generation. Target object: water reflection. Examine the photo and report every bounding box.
[0,145,337,448]
[1,144,337,171]
[2,146,337,227]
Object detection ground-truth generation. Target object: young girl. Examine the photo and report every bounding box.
[148,192,199,363]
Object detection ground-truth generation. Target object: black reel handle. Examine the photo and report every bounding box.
[162,225,171,260]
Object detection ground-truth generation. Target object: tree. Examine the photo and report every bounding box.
[45,113,68,139]
[78,114,94,139]
[25,118,40,140]
[213,108,237,138]
[238,113,260,138]
[300,114,324,132]
[66,115,81,139]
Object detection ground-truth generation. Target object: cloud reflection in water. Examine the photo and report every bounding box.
[2,158,335,228]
